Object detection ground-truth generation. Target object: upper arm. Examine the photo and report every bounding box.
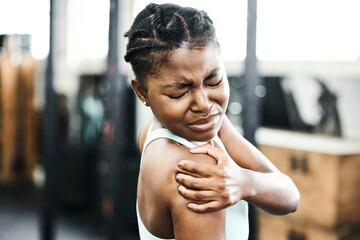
[170,197,226,240]
[168,152,226,240]
[160,143,226,240]
[219,116,279,173]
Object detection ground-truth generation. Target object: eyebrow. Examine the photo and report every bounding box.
[204,68,221,81]
[163,68,221,89]
[163,82,192,89]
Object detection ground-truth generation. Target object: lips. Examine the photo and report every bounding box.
[187,114,219,132]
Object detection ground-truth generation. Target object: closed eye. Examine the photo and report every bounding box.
[207,77,222,87]
[167,91,187,99]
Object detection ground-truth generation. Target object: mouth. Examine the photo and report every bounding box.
[187,114,220,132]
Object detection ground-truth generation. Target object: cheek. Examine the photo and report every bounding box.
[152,98,189,122]
[224,85,230,106]
[217,83,230,109]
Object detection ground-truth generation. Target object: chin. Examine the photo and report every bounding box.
[189,128,220,142]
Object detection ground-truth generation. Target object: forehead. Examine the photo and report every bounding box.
[148,45,222,85]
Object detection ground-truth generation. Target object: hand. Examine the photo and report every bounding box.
[176,144,248,213]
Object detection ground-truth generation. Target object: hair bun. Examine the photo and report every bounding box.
[151,5,166,32]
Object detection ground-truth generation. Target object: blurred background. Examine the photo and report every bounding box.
[0,0,359,239]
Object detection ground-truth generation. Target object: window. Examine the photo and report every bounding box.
[0,0,50,59]
[257,0,360,61]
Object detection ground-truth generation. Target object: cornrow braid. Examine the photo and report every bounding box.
[124,3,219,85]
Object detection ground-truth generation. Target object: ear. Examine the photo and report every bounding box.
[131,79,149,106]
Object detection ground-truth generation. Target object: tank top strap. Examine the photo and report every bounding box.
[143,122,226,153]
[143,125,196,151]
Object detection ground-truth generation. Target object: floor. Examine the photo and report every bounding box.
[0,183,102,240]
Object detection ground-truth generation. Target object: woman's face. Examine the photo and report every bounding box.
[134,45,229,142]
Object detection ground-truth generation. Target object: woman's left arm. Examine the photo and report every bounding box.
[176,116,300,215]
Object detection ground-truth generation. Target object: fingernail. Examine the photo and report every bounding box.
[178,185,183,191]
[187,203,194,209]
[178,161,184,169]
[176,174,181,182]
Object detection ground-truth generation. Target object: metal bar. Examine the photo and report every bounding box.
[243,0,260,240]
[101,0,127,238]
[41,0,57,239]
[244,0,260,145]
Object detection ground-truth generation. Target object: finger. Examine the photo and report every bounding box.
[176,173,214,189]
[190,145,225,164]
[187,201,225,213]
[178,160,219,177]
[178,185,216,202]
[188,144,213,154]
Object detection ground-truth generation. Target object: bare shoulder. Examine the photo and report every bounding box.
[140,137,217,203]
[140,137,212,202]
[140,138,226,239]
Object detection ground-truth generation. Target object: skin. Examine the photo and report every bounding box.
[132,45,229,239]
[177,116,300,214]
[132,44,300,239]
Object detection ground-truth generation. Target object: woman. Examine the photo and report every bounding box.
[124,3,299,239]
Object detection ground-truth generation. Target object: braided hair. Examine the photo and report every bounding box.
[124,3,219,85]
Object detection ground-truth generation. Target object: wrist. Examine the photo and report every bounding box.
[240,168,257,200]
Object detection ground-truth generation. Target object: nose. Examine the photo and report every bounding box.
[190,88,212,113]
